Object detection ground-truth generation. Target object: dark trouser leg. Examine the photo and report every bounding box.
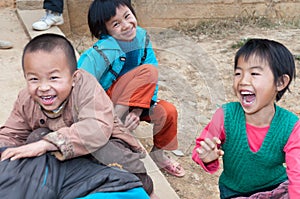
[43,0,64,13]
[92,138,154,195]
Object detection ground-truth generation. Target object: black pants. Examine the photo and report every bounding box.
[0,153,142,199]
[26,128,154,195]
[44,0,64,13]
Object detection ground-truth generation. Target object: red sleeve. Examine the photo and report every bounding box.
[284,121,300,199]
[192,107,226,174]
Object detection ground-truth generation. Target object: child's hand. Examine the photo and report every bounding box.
[124,108,142,131]
[1,140,57,161]
[196,137,224,164]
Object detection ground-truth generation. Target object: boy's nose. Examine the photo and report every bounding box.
[38,83,50,91]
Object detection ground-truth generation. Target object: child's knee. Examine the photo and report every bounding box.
[140,64,158,81]
[134,173,154,196]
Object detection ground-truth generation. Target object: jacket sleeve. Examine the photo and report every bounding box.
[192,107,225,174]
[143,39,158,66]
[0,90,31,148]
[43,71,115,160]
[77,47,107,82]
[143,34,159,102]
[284,121,300,199]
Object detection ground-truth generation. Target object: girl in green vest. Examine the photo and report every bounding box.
[192,38,300,199]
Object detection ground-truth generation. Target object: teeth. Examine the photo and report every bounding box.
[240,91,253,95]
[41,96,52,99]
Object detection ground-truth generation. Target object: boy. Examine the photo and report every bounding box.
[0,33,152,198]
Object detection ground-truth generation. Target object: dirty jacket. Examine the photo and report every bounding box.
[0,69,142,160]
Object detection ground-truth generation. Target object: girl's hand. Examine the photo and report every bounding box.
[124,108,142,131]
[196,137,224,163]
[1,140,57,161]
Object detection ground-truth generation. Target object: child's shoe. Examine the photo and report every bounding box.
[32,10,64,31]
[0,40,13,49]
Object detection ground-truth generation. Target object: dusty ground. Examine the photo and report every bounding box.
[1,6,300,199]
[72,20,300,199]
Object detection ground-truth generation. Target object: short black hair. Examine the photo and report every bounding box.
[88,0,136,38]
[234,38,296,101]
[22,33,77,74]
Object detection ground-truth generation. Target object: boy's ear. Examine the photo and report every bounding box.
[72,70,79,87]
[276,74,290,91]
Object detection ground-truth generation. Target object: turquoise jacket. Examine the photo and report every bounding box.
[78,26,159,102]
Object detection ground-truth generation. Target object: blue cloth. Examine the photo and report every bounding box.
[117,37,140,76]
[78,26,159,102]
[77,187,150,199]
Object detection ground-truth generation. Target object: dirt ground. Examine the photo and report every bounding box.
[1,6,300,199]
[71,20,300,199]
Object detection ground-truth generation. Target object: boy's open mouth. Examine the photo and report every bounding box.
[41,96,56,105]
[241,91,255,105]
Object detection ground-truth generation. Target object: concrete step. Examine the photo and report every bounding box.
[16,5,180,199]
[16,0,43,10]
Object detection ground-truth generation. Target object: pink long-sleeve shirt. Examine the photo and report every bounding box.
[192,107,300,198]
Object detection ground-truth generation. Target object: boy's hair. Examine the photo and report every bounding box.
[88,0,136,38]
[22,33,77,74]
[234,38,296,101]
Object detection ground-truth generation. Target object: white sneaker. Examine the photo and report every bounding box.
[0,40,13,49]
[32,10,64,31]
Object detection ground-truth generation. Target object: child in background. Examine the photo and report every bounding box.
[78,0,185,178]
[192,39,300,199]
[0,33,151,198]
[32,0,64,31]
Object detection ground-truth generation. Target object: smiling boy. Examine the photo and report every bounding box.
[0,33,152,198]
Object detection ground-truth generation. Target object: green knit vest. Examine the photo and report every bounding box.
[220,102,298,193]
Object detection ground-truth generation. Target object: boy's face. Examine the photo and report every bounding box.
[105,5,137,41]
[23,48,76,112]
[233,55,278,116]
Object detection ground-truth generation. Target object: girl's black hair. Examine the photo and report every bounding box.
[88,0,136,39]
[234,38,296,101]
[22,33,77,74]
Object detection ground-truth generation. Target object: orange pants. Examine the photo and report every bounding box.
[107,64,178,150]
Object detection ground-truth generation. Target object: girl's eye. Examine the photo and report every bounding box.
[251,72,260,76]
[28,77,38,81]
[113,22,120,28]
[234,72,241,76]
[125,14,131,19]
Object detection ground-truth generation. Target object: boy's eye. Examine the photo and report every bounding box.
[234,72,241,76]
[251,72,260,76]
[50,76,59,80]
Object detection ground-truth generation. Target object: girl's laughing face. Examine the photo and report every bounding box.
[233,55,278,116]
[105,5,137,41]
